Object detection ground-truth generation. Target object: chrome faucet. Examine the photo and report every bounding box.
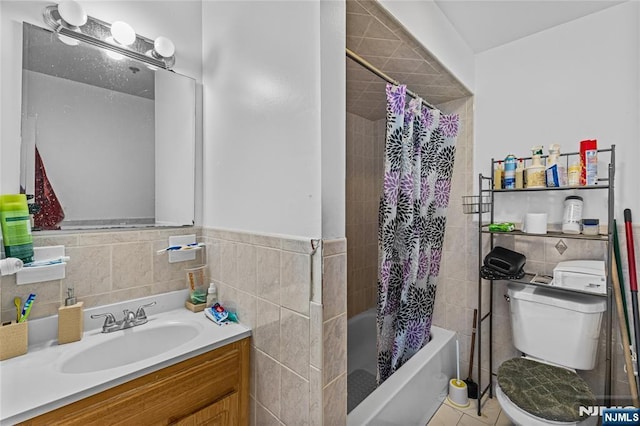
[91,301,156,333]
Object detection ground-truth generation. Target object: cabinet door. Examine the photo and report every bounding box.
[172,392,239,426]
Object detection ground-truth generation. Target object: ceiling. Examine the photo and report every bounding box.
[346,0,471,121]
[346,0,625,121]
[434,0,626,53]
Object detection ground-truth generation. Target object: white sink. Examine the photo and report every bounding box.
[59,322,201,374]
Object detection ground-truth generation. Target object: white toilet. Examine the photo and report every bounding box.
[496,283,606,426]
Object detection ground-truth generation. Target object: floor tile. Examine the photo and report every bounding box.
[427,403,463,426]
[495,410,515,426]
[458,413,491,426]
[445,394,501,425]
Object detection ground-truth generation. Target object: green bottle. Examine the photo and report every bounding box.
[0,194,34,263]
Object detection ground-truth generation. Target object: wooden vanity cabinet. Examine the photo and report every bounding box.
[21,337,250,426]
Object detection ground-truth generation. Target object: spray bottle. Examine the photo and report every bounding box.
[545,144,567,187]
[525,146,545,188]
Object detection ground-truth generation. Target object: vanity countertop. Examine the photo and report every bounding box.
[0,290,251,425]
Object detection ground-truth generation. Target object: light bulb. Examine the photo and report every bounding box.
[58,1,87,27]
[111,21,136,46]
[153,36,175,58]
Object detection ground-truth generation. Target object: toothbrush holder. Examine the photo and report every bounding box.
[0,321,28,360]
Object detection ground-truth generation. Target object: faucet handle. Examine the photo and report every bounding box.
[135,301,156,321]
[91,312,117,327]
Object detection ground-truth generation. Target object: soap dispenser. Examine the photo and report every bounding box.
[58,288,84,344]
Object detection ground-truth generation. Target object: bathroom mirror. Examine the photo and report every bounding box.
[20,23,195,230]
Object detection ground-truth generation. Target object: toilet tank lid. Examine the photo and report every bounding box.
[508,284,606,313]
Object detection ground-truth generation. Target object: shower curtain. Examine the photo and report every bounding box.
[377,84,459,383]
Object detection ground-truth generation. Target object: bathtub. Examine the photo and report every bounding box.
[347,308,456,426]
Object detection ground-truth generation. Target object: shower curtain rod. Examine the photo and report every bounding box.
[346,48,436,110]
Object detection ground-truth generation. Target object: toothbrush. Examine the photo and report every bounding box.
[14,297,21,322]
[18,293,36,323]
[24,256,70,267]
[156,242,205,254]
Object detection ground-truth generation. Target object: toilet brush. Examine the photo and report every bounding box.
[464,309,478,399]
[448,339,469,408]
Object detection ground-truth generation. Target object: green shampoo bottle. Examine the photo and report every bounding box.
[0,194,34,263]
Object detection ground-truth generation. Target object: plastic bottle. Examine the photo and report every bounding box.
[562,196,583,234]
[545,144,567,187]
[0,194,34,263]
[206,282,218,308]
[568,159,581,186]
[504,155,516,189]
[515,159,525,189]
[525,146,545,188]
[493,161,503,190]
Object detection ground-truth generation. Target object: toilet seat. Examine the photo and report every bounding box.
[496,358,597,425]
[496,384,596,426]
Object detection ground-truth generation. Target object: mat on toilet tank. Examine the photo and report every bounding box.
[497,358,596,423]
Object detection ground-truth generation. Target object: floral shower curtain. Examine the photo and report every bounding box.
[377,84,459,383]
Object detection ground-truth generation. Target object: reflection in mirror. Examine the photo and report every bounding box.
[20,23,195,231]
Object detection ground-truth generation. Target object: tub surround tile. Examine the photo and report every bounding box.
[323,313,347,386]
[323,239,347,256]
[322,373,347,426]
[322,253,347,320]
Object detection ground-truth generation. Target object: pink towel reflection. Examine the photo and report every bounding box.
[34,147,64,230]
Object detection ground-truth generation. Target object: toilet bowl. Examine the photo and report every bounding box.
[496,284,606,426]
[496,383,597,426]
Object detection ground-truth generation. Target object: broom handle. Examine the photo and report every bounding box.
[612,255,640,407]
[467,309,477,378]
[625,209,638,292]
[624,208,640,398]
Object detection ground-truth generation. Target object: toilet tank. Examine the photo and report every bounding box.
[507,284,606,370]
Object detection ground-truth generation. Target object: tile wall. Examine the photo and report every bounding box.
[0,226,349,425]
[0,227,203,322]
[345,112,385,318]
[201,228,347,426]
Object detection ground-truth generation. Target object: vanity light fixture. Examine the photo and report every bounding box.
[110,21,136,46]
[152,36,175,59]
[56,0,87,29]
[42,2,176,69]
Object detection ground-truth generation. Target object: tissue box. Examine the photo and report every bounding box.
[0,321,28,360]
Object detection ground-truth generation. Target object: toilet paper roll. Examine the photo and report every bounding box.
[0,258,24,275]
[522,213,548,235]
